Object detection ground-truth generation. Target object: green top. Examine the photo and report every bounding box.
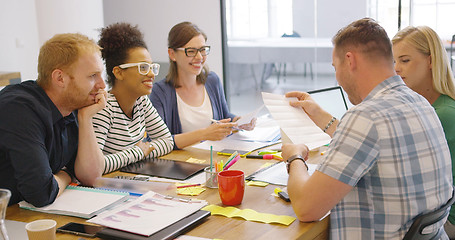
[433,94,455,224]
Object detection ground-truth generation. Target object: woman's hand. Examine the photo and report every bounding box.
[204,118,236,141]
[237,117,256,131]
[136,141,155,156]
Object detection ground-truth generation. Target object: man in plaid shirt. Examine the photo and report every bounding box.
[281,18,453,239]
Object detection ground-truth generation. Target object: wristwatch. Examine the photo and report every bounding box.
[286,154,308,173]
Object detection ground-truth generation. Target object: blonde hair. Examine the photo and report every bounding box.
[37,33,101,89]
[392,26,455,100]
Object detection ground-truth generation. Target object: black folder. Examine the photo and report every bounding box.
[120,157,208,180]
[96,210,211,240]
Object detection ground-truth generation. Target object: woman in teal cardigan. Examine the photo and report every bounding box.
[392,26,455,237]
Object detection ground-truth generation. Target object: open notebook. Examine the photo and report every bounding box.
[19,185,129,219]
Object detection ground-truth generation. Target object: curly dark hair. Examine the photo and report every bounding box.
[98,22,147,88]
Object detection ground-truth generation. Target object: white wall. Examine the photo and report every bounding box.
[0,0,40,80]
[35,0,104,45]
[103,0,223,82]
[0,0,104,81]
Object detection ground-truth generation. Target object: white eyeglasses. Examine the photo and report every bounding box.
[118,62,160,76]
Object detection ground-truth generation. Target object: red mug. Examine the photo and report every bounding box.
[217,170,245,206]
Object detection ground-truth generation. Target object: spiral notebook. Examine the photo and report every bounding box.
[19,185,129,219]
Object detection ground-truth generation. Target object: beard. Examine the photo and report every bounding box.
[62,78,96,111]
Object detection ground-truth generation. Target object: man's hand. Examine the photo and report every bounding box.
[78,89,107,120]
[285,91,322,118]
[281,143,309,161]
[285,91,337,136]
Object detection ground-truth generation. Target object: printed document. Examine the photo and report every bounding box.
[261,92,331,150]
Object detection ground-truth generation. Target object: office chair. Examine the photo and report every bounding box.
[403,186,455,240]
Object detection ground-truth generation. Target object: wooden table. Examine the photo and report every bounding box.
[6,147,329,240]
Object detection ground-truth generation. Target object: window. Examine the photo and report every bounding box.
[226,0,293,40]
[371,0,455,40]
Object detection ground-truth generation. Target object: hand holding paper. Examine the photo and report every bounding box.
[261,92,331,150]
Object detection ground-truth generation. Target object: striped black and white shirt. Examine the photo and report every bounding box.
[92,93,174,174]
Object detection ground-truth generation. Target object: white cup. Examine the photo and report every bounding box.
[25,219,56,240]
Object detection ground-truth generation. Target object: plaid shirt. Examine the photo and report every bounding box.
[318,76,453,239]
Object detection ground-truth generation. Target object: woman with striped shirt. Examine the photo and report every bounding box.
[93,22,174,174]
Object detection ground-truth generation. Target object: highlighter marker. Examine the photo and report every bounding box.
[245,154,274,159]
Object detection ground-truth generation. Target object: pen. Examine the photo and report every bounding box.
[210,146,213,171]
[177,183,201,189]
[210,119,243,131]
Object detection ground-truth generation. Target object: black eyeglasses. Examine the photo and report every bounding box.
[175,46,211,57]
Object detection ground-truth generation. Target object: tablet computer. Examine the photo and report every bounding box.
[120,158,208,181]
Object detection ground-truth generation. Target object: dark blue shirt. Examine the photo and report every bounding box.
[149,72,235,149]
[0,81,78,207]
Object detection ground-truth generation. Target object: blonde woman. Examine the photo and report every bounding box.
[392,25,455,237]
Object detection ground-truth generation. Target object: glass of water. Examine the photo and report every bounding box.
[0,189,11,240]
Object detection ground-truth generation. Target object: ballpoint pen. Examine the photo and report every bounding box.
[210,119,243,131]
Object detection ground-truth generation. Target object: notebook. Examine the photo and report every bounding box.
[95,210,210,240]
[18,185,129,219]
[120,157,208,180]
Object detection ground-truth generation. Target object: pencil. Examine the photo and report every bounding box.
[177,183,201,189]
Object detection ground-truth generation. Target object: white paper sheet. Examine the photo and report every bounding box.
[235,105,264,125]
[247,161,318,186]
[261,92,331,150]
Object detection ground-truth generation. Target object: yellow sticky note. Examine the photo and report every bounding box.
[247,181,269,187]
[201,205,296,226]
[186,157,206,164]
[176,187,205,196]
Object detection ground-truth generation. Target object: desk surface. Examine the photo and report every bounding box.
[6,148,328,240]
